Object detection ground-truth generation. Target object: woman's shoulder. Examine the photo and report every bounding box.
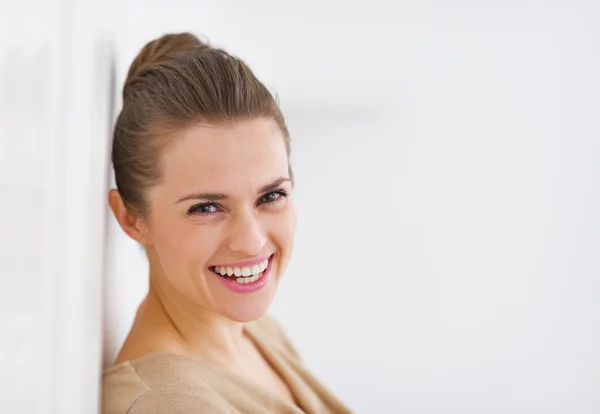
[102,360,149,414]
[108,386,233,414]
[102,315,301,413]
[102,352,229,414]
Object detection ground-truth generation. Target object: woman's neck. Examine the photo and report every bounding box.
[117,243,256,367]
[120,275,249,369]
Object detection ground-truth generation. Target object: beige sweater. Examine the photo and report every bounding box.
[102,317,352,413]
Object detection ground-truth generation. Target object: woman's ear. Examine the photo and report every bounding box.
[108,189,150,244]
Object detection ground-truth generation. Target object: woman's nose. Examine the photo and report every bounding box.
[226,212,267,256]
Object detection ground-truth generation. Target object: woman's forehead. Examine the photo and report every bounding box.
[158,119,289,196]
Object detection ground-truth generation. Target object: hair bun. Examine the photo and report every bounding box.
[123,32,208,101]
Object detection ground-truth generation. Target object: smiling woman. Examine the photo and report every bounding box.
[102,33,351,414]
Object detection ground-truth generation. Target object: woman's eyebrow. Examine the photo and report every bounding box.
[176,192,228,203]
[257,177,292,194]
[176,177,291,204]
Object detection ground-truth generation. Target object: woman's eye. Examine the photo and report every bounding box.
[258,190,287,205]
[188,203,219,216]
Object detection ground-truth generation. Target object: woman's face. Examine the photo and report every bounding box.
[143,118,296,322]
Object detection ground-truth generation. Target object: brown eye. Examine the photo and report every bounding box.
[258,190,287,206]
[187,203,220,216]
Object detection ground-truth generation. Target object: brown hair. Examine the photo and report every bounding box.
[112,32,291,217]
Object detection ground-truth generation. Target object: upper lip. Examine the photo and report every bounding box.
[211,254,272,269]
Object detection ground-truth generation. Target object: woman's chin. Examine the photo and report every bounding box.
[221,297,274,323]
[210,265,279,322]
[213,281,276,323]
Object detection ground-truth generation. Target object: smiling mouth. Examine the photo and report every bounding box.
[210,255,272,284]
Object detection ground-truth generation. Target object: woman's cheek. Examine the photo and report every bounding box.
[274,206,297,250]
[182,222,227,259]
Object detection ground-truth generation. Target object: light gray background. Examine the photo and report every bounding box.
[104,2,600,412]
[4,1,598,413]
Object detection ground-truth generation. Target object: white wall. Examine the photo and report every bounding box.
[0,2,61,411]
[1,1,114,413]
[105,1,600,413]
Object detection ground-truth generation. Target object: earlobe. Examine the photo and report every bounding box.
[108,189,149,244]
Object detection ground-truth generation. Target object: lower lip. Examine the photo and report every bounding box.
[213,256,273,294]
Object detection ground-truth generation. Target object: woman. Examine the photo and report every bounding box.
[102,32,351,414]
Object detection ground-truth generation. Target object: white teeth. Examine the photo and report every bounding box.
[235,271,263,284]
[215,257,270,279]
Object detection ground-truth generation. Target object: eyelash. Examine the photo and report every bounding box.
[186,189,289,217]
